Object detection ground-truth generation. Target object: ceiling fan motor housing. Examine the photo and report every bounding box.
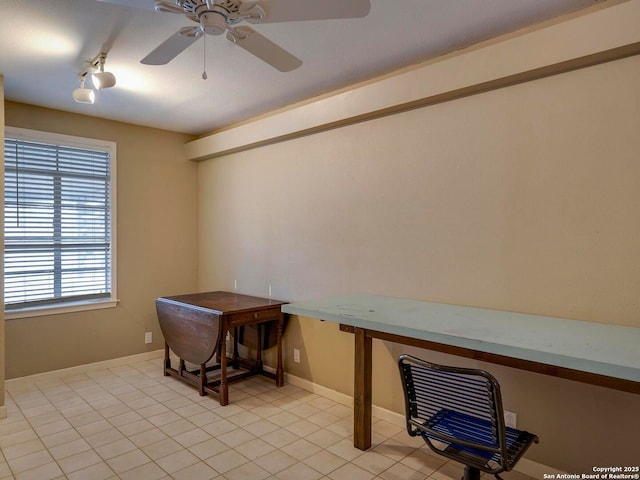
[189,0,242,35]
[200,11,227,34]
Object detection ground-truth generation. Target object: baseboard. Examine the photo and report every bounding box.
[0,405,7,419]
[282,370,353,407]
[5,349,164,387]
[517,457,566,477]
[284,371,560,477]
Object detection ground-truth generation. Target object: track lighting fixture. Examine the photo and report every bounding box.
[72,75,95,104]
[91,52,117,89]
[92,71,117,90]
[72,51,116,104]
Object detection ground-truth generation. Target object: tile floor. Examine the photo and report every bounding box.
[0,356,537,480]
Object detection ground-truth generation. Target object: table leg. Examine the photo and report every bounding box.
[164,342,171,376]
[220,326,229,406]
[354,327,372,450]
[256,324,264,371]
[233,327,239,369]
[276,316,284,387]
[199,364,206,396]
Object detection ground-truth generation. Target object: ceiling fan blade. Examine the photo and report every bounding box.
[96,0,157,11]
[141,30,200,65]
[227,26,302,72]
[243,0,370,24]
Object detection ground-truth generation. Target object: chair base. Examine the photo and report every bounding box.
[463,466,481,480]
[461,465,508,480]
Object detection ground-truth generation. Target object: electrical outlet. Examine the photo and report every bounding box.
[504,410,517,428]
[293,348,301,363]
[145,332,152,344]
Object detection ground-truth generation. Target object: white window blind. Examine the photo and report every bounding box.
[4,131,114,312]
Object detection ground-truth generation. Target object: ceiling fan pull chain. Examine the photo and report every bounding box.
[202,34,208,79]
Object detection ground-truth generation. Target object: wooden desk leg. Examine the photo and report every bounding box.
[233,327,239,369]
[256,324,264,371]
[354,327,372,450]
[220,326,229,406]
[275,316,284,387]
[164,342,171,376]
[199,364,206,396]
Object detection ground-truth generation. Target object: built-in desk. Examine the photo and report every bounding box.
[282,293,640,450]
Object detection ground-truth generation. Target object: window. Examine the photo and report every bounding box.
[4,127,117,318]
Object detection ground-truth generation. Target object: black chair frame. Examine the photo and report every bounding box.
[398,354,539,480]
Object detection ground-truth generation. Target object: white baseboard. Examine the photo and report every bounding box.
[5,349,164,387]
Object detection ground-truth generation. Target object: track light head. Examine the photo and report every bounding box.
[92,71,117,89]
[73,87,96,104]
[72,75,95,104]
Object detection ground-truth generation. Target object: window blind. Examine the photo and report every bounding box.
[4,136,112,310]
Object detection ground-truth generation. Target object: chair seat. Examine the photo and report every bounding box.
[418,408,537,471]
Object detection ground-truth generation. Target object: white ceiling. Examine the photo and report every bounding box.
[0,0,603,136]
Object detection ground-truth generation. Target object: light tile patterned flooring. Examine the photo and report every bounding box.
[0,357,537,480]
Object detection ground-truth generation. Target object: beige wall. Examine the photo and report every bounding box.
[196,40,640,478]
[3,102,199,378]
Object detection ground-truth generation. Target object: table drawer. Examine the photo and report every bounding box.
[229,308,281,325]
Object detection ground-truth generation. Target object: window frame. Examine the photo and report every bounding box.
[4,127,118,319]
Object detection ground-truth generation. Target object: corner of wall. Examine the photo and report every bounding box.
[1,73,6,412]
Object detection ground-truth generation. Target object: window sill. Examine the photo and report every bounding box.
[5,298,119,320]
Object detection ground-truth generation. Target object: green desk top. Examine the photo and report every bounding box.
[282,293,640,383]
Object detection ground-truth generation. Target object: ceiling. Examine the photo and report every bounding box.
[0,0,603,136]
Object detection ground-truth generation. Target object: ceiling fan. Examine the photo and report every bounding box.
[98,0,371,72]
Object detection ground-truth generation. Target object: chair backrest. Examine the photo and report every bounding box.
[398,354,509,472]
